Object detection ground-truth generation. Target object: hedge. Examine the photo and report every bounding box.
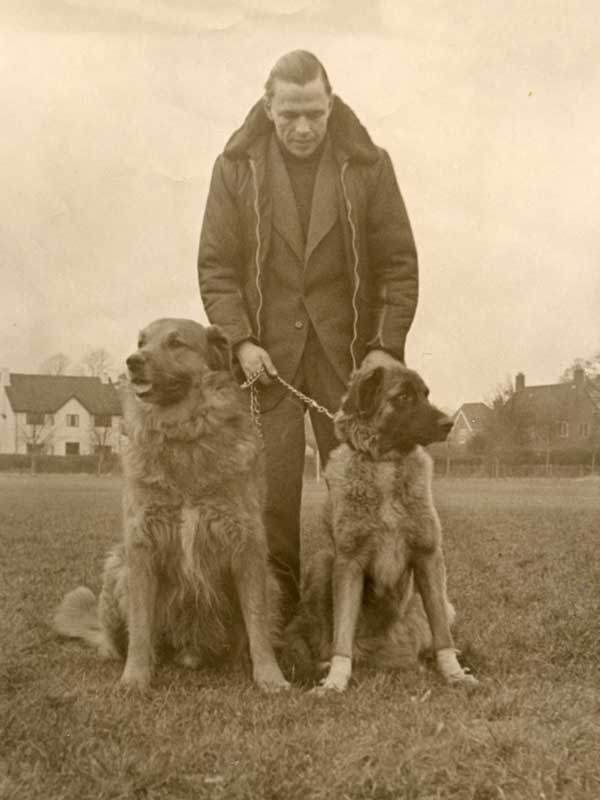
[0,453,122,474]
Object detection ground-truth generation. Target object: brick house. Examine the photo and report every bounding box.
[0,369,123,456]
[511,367,600,452]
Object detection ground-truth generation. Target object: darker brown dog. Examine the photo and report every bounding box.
[285,364,478,691]
[54,319,289,692]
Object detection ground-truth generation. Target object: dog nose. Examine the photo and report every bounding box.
[438,415,454,432]
[126,353,144,371]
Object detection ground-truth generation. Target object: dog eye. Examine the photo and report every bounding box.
[394,384,418,405]
[166,334,185,349]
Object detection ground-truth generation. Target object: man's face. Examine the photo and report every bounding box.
[265,77,333,159]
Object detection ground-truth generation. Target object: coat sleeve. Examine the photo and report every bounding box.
[197,156,256,348]
[364,149,418,362]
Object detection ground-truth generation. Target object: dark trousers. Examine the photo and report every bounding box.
[261,326,347,622]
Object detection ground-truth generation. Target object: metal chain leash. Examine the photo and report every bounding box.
[240,370,264,438]
[240,368,336,438]
[274,375,336,420]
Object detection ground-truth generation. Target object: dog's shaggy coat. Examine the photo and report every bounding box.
[285,364,477,691]
[54,319,289,691]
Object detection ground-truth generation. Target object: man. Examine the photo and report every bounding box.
[198,50,418,620]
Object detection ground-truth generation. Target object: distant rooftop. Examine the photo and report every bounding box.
[455,402,492,432]
[5,373,121,415]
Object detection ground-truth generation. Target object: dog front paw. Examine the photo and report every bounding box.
[120,662,151,691]
[253,663,290,692]
[313,655,352,694]
[436,648,479,689]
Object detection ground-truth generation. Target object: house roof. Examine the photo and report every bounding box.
[511,378,600,421]
[5,374,122,415]
[455,402,492,432]
[587,381,600,409]
[511,383,573,420]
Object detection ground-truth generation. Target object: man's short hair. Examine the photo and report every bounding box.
[264,50,332,99]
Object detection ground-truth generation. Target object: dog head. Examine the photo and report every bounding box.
[335,364,453,455]
[125,319,230,405]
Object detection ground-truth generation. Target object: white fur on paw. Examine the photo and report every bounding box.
[436,648,479,688]
[313,655,351,694]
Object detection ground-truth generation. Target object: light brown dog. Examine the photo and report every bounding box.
[285,364,478,692]
[54,318,289,692]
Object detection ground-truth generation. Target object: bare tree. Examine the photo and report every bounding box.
[40,352,71,375]
[559,351,600,383]
[82,348,114,379]
[588,411,600,475]
[18,415,54,475]
[470,380,532,477]
[534,418,560,476]
[89,417,114,475]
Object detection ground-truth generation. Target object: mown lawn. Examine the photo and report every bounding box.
[1,473,599,799]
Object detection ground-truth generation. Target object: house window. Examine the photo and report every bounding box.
[579,422,590,438]
[66,414,79,428]
[94,414,112,428]
[558,421,569,438]
[94,445,112,456]
[457,429,468,445]
[26,412,45,426]
[65,442,80,455]
[26,443,44,454]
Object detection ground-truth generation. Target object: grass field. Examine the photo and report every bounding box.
[1,474,599,799]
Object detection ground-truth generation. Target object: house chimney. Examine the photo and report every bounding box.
[573,365,585,392]
[515,372,525,392]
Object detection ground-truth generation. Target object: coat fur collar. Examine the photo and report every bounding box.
[223,95,379,165]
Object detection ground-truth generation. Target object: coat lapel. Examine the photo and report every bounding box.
[268,134,304,263]
[305,137,339,265]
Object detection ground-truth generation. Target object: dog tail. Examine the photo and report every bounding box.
[53,586,119,659]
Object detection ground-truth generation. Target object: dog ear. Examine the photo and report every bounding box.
[344,366,385,418]
[205,326,231,372]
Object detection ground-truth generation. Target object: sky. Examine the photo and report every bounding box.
[1,0,599,410]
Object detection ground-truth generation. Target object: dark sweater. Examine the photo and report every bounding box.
[279,138,326,242]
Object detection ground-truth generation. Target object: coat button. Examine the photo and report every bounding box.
[294,320,304,329]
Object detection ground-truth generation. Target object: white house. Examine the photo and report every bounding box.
[0,369,123,456]
[447,402,493,448]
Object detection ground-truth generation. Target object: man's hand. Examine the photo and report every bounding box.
[235,341,278,386]
[360,349,403,373]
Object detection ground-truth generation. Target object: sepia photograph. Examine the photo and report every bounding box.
[1,2,599,798]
